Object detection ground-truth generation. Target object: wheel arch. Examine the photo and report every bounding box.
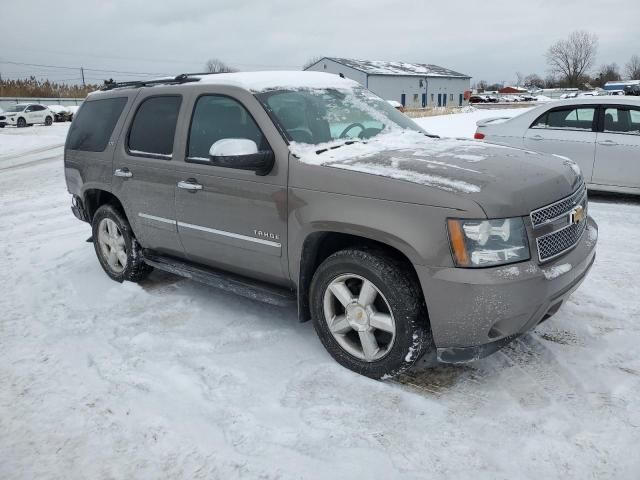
[83,188,127,222]
[296,230,423,323]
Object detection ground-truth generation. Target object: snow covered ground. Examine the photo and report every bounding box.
[1,117,639,479]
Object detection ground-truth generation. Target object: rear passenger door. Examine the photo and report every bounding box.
[173,92,289,286]
[592,105,640,190]
[111,92,187,258]
[523,106,597,181]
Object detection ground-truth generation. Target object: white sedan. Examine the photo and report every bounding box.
[474,97,640,195]
[0,103,54,128]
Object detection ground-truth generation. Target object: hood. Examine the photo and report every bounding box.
[289,131,583,218]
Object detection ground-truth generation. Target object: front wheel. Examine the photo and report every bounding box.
[17,117,26,128]
[91,204,152,283]
[310,248,433,379]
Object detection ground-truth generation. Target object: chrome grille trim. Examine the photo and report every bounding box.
[536,214,588,262]
[530,183,587,229]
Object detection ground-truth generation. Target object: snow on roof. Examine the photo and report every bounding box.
[320,57,470,78]
[195,71,360,92]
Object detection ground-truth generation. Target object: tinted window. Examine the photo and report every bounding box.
[603,107,640,135]
[531,107,595,131]
[187,95,269,160]
[67,97,128,152]
[128,96,181,158]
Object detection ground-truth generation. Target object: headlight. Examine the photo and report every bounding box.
[447,217,530,268]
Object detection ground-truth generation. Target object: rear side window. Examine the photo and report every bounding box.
[603,107,640,135]
[128,96,181,159]
[531,107,596,131]
[67,97,128,152]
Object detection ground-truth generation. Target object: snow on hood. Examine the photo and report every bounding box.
[195,71,359,92]
[289,130,496,194]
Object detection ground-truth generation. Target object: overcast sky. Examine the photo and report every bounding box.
[2,0,639,86]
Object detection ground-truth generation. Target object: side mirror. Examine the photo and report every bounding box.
[208,138,274,176]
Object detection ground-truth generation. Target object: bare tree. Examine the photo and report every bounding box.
[302,56,324,70]
[515,71,524,86]
[544,75,557,88]
[596,63,621,87]
[475,79,488,91]
[524,73,545,89]
[546,31,598,87]
[205,58,236,73]
[626,54,640,80]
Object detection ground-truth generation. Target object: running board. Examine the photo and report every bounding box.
[142,251,296,307]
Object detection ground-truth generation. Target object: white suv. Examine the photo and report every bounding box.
[0,103,54,128]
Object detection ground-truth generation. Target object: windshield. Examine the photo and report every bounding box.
[256,87,425,145]
[3,104,27,113]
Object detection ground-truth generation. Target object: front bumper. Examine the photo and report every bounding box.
[0,116,16,126]
[416,216,598,363]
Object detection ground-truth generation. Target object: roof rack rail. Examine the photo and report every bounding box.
[100,73,209,91]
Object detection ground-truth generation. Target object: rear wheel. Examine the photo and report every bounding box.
[17,117,26,128]
[45,116,53,126]
[91,204,152,283]
[310,248,433,379]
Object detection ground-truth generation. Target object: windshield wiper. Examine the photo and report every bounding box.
[315,139,365,155]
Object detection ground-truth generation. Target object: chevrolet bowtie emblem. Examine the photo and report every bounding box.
[570,205,585,224]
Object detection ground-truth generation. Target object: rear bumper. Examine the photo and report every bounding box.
[416,216,598,362]
[70,195,89,223]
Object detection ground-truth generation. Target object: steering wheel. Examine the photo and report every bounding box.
[339,122,366,139]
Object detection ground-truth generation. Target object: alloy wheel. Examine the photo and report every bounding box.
[323,273,396,362]
[97,218,127,273]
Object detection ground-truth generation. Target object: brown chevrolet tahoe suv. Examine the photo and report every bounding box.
[64,71,597,378]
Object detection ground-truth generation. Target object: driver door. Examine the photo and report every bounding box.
[174,93,290,286]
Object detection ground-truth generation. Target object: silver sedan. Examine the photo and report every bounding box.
[474,97,640,195]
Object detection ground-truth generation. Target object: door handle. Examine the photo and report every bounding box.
[529,135,543,141]
[114,168,133,178]
[178,179,203,191]
[598,140,618,146]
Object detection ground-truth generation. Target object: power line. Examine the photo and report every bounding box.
[0,48,301,70]
[0,59,169,76]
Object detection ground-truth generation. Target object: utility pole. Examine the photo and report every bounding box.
[80,67,85,87]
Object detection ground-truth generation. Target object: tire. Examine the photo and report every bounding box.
[45,116,53,126]
[17,117,26,128]
[310,248,433,379]
[91,204,152,283]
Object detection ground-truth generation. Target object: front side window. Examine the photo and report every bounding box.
[603,107,640,135]
[67,97,128,152]
[187,95,269,161]
[256,87,425,145]
[531,107,596,131]
[128,96,181,158]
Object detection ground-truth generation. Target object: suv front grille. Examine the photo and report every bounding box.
[536,216,587,261]
[530,183,586,228]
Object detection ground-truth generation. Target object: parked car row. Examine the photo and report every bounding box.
[0,104,53,128]
[470,94,540,103]
[0,103,80,128]
[474,97,640,195]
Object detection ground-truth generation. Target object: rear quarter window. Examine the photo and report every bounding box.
[127,95,181,159]
[67,97,128,152]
